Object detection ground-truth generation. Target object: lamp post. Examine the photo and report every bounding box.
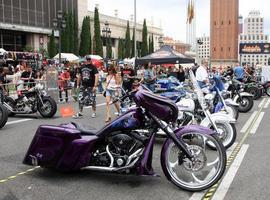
[53,10,66,67]
[134,0,137,58]
[158,36,164,48]
[102,21,111,68]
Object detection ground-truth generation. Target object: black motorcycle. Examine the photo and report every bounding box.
[0,91,8,129]
[3,83,57,118]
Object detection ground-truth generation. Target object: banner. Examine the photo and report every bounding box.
[239,43,270,54]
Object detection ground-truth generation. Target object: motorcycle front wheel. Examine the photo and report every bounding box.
[38,97,57,118]
[237,96,254,113]
[208,122,236,150]
[265,86,270,97]
[0,104,8,129]
[161,133,226,192]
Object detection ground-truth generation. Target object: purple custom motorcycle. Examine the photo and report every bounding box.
[23,87,226,192]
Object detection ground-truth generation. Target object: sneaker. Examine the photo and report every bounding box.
[91,113,96,118]
[114,112,120,116]
[73,113,83,119]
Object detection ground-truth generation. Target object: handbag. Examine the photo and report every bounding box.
[103,75,114,97]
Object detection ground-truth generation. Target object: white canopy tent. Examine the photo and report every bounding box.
[54,53,80,62]
[85,55,103,60]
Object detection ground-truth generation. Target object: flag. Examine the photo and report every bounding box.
[187,0,195,24]
[187,0,191,24]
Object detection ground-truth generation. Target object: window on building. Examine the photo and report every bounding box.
[214,21,216,25]
[214,47,216,51]
[229,20,231,25]
[228,47,231,51]
[221,47,223,51]
[221,21,223,25]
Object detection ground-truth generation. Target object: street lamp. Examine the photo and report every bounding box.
[158,36,164,48]
[53,10,66,67]
[102,21,111,68]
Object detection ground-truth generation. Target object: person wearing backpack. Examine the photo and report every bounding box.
[73,56,99,119]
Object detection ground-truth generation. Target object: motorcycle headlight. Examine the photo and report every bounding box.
[41,90,47,96]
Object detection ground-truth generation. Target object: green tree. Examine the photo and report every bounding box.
[68,12,75,53]
[73,11,79,55]
[124,21,131,58]
[118,38,124,59]
[151,33,154,53]
[131,28,135,57]
[61,13,69,53]
[48,31,57,58]
[79,16,91,56]
[141,19,148,56]
[107,37,112,59]
[93,7,103,57]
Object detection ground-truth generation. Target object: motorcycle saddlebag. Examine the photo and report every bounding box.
[23,125,81,168]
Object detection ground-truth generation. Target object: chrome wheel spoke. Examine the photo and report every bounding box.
[191,173,204,184]
[169,160,178,169]
[207,157,219,167]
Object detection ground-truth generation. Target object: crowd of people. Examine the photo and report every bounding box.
[0,56,258,122]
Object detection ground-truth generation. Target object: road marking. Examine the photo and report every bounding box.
[258,98,266,108]
[240,111,257,133]
[0,166,40,185]
[264,98,270,108]
[188,143,238,200]
[6,119,33,125]
[211,145,249,200]
[250,112,265,135]
[202,96,266,200]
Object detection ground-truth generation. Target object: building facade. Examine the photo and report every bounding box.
[239,11,270,66]
[0,0,87,52]
[197,36,210,63]
[210,0,239,66]
[88,10,163,59]
[244,10,264,35]
[163,36,191,54]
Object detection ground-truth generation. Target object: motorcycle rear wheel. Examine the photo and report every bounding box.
[161,133,226,192]
[38,97,57,118]
[0,104,8,129]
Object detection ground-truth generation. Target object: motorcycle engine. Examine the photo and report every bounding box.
[91,131,146,168]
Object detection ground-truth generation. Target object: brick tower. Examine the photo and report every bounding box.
[210,0,239,66]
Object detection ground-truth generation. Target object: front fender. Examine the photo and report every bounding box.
[233,92,253,102]
[174,125,214,137]
[225,99,239,107]
[200,113,236,128]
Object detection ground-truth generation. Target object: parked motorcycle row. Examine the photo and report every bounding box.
[22,69,263,192]
[0,81,58,129]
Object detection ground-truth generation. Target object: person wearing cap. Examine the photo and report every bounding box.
[73,56,99,119]
[121,63,135,93]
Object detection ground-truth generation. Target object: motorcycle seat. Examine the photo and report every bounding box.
[71,122,98,136]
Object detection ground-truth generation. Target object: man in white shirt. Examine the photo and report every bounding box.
[196,59,209,88]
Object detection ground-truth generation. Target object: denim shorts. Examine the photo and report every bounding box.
[106,89,118,97]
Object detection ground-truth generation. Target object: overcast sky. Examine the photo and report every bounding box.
[88,0,270,42]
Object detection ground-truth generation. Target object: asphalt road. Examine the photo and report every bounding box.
[0,95,270,200]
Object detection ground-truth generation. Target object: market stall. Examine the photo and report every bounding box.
[135,45,195,66]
